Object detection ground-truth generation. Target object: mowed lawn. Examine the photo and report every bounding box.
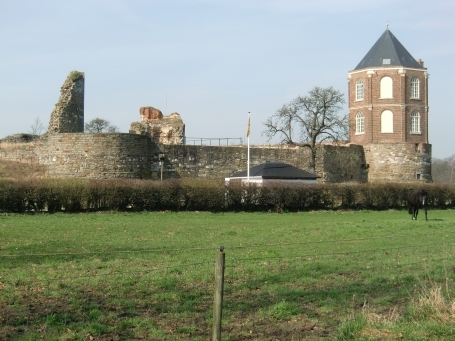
[1,209,455,340]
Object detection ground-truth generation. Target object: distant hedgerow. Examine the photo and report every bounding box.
[0,179,453,213]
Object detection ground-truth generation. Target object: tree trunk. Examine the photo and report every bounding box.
[309,148,317,174]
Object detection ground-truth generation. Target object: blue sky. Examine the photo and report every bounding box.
[1,0,454,158]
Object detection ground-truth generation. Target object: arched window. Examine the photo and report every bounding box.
[355,112,364,134]
[410,77,419,98]
[411,111,420,133]
[380,76,393,98]
[381,110,393,133]
[356,79,364,101]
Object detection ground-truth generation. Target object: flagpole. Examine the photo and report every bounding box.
[247,113,250,183]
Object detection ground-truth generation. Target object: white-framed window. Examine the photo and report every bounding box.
[411,111,421,133]
[380,76,393,98]
[381,110,393,133]
[355,79,364,101]
[355,112,364,134]
[410,77,419,98]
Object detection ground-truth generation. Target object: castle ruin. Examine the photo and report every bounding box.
[130,107,185,145]
[0,28,432,183]
[47,71,85,134]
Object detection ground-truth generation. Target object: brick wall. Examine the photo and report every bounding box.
[349,67,428,145]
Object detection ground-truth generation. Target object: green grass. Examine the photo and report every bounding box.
[1,210,455,340]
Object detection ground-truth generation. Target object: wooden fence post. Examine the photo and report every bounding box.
[212,246,225,341]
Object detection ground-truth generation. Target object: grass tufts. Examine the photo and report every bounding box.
[337,281,455,340]
[409,283,455,324]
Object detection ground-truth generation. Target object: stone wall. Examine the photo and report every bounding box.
[321,144,368,183]
[152,144,317,180]
[48,71,85,134]
[148,143,367,183]
[0,135,430,183]
[363,142,432,182]
[1,133,153,179]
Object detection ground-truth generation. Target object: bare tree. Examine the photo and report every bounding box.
[452,156,455,184]
[85,118,119,133]
[432,155,455,183]
[263,86,348,173]
[107,125,120,133]
[29,116,44,135]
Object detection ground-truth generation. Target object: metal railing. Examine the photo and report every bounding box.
[184,137,243,146]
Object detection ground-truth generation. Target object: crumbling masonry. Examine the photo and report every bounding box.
[48,71,85,134]
[0,65,431,182]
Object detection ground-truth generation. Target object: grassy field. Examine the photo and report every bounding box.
[1,210,455,340]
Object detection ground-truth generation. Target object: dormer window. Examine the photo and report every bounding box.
[382,59,391,65]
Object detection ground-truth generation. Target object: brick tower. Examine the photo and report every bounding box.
[348,27,428,145]
[348,27,432,182]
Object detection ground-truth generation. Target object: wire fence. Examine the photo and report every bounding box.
[1,240,455,340]
[224,241,455,339]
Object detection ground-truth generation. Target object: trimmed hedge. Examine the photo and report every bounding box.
[0,178,454,213]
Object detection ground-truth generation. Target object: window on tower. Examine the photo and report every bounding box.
[411,111,421,133]
[380,77,393,98]
[356,79,364,101]
[410,77,420,98]
[381,110,393,133]
[355,112,364,134]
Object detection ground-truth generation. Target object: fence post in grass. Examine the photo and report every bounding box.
[213,246,225,341]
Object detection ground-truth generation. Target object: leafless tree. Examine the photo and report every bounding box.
[452,156,455,184]
[263,86,348,173]
[29,116,44,135]
[107,125,120,133]
[85,118,119,133]
[432,155,455,183]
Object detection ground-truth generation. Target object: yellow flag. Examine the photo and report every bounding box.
[246,116,250,137]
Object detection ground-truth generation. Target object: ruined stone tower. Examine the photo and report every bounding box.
[348,27,432,182]
[48,71,85,133]
[129,106,185,144]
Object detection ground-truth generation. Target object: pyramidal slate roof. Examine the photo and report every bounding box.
[354,29,422,70]
[230,162,319,180]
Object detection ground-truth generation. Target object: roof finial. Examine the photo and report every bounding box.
[386,21,389,30]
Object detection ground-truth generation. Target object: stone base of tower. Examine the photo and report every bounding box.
[363,143,432,183]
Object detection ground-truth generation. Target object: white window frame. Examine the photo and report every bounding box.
[411,111,421,134]
[380,77,393,99]
[381,110,394,133]
[355,112,364,134]
[410,77,420,99]
[355,79,364,101]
